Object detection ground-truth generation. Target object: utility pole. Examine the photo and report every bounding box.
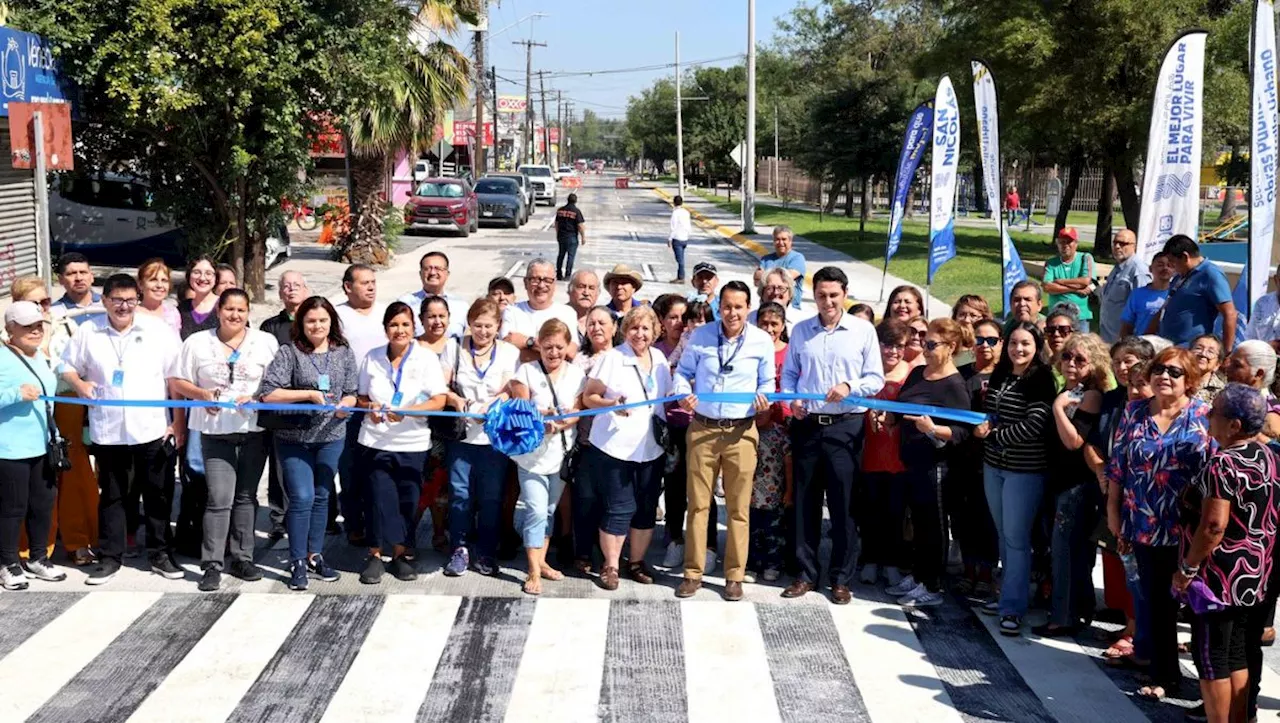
[513,39,546,166]
[557,90,564,168]
[539,71,550,165]
[473,5,487,176]
[773,104,779,197]
[676,31,685,196]
[743,0,757,233]
[490,66,499,170]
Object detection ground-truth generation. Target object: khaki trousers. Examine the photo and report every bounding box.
[683,419,758,582]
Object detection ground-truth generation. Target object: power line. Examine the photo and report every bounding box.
[493,53,743,79]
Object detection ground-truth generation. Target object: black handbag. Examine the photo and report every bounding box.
[9,347,71,472]
[538,361,578,482]
[429,342,468,442]
[632,361,672,452]
[256,350,320,431]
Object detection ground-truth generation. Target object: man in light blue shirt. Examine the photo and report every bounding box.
[398,251,468,339]
[780,266,884,604]
[672,280,774,601]
[754,225,806,309]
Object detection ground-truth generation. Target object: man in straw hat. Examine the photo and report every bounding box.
[604,264,646,323]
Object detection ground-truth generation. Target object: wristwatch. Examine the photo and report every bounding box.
[525,337,536,350]
[1179,560,1201,577]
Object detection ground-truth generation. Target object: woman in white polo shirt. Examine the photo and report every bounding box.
[581,305,672,590]
[441,298,520,577]
[171,288,279,592]
[355,302,448,584]
[507,318,585,595]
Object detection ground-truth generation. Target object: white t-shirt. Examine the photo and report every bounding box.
[62,316,181,446]
[335,301,388,364]
[443,338,520,446]
[587,344,671,463]
[358,343,449,452]
[510,361,586,474]
[500,301,579,342]
[175,328,280,435]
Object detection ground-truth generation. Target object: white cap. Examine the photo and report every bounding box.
[4,301,44,326]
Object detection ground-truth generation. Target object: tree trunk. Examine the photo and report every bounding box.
[1114,161,1141,232]
[232,177,247,287]
[844,178,855,217]
[245,232,266,303]
[905,182,917,219]
[861,175,873,221]
[349,153,385,208]
[824,179,842,214]
[1095,165,1116,259]
[1055,153,1085,237]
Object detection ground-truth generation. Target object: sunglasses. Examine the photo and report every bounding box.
[911,329,928,338]
[1046,325,1074,337]
[1150,363,1186,380]
[923,340,948,351]
[1060,351,1088,365]
[974,336,1000,348]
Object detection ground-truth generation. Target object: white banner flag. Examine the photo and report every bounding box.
[1136,30,1208,264]
[1249,0,1278,311]
[929,76,959,282]
[972,61,1028,314]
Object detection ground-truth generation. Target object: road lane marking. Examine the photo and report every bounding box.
[505,261,523,279]
[683,602,781,722]
[540,215,554,232]
[505,599,610,722]
[643,263,657,282]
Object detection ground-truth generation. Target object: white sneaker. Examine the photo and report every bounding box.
[762,568,780,582]
[23,558,66,582]
[662,542,684,569]
[705,550,718,574]
[886,574,918,597]
[1,563,29,591]
[743,572,757,584]
[883,566,903,587]
[896,582,929,605]
[859,564,879,585]
[902,587,944,607]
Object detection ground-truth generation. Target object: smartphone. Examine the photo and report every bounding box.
[161,435,177,456]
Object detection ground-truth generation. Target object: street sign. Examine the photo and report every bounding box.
[434,138,451,160]
[497,95,527,113]
[729,141,746,167]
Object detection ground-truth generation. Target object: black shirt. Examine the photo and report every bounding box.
[897,366,972,468]
[178,298,219,340]
[555,204,584,241]
[259,310,294,346]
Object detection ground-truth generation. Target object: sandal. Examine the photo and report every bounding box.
[572,558,593,576]
[539,565,564,581]
[628,561,655,585]
[1103,636,1135,659]
[1136,684,1171,701]
[999,615,1021,636]
[598,566,620,591]
[522,574,541,596]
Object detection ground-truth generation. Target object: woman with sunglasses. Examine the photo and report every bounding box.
[904,315,928,369]
[171,289,279,591]
[1106,346,1214,701]
[972,321,1057,636]
[861,319,913,588]
[949,318,1003,599]
[1043,305,1078,364]
[884,318,974,608]
[1035,332,1110,636]
[1190,333,1227,403]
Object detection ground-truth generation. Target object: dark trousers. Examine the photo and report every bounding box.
[901,463,948,591]
[663,427,717,549]
[265,431,286,530]
[944,465,998,567]
[362,446,427,551]
[1250,555,1280,717]
[572,447,601,561]
[175,445,206,550]
[556,238,579,279]
[96,438,173,563]
[1135,543,1182,688]
[790,414,863,587]
[860,471,904,568]
[0,456,55,566]
[1049,482,1102,627]
[338,414,367,536]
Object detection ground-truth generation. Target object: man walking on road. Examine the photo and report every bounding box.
[780,266,884,604]
[669,195,692,283]
[1098,229,1149,343]
[554,193,586,281]
[754,225,805,310]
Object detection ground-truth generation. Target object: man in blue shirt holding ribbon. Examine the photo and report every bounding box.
[672,280,775,601]
[781,266,884,604]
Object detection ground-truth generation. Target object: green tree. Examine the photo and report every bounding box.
[625,78,678,173]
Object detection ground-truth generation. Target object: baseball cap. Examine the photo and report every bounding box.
[692,262,717,277]
[4,301,44,326]
[1057,227,1079,242]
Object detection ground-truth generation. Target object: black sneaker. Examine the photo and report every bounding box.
[307,554,340,582]
[390,556,418,581]
[150,554,185,580]
[86,559,121,586]
[267,525,286,545]
[360,556,385,585]
[228,560,263,582]
[198,565,222,592]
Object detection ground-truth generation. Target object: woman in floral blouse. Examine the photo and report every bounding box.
[1106,346,1215,701]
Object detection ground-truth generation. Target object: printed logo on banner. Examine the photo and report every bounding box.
[1246,0,1279,313]
[885,101,933,263]
[929,77,960,282]
[1153,172,1193,201]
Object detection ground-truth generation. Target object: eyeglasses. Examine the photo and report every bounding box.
[974,336,1000,348]
[763,285,790,294]
[1045,325,1074,337]
[881,342,905,352]
[1150,363,1187,380]
[281,283,306,291]
[423,264,449,273]
[1060,351,1088,365]
[1114,240,1135,247]
[106,297,139,308]
[1189,346,1219,359]
[528,276,556,286]
[28,298,51,308]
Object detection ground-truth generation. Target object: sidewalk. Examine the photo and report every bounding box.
[648,182,954,318]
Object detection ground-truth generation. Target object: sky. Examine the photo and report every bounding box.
[480,0,800,120]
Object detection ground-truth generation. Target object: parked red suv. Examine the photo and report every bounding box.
[404,177,479,237]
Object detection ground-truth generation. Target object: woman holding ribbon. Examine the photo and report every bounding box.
[441,298,520,578]
[507,319,585,594]
[418,295,453,362]
[258,296,358,591]
[582,306,673,590]
[416,294,454,551]
[861,318,913,588]
[355,302,448,584]
[568,305,616,574]
[174,256,220,556]
[172,289,279,591]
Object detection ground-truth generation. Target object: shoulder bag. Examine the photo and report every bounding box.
[429,342,468,441]
[631,355,672,452]
[539,361,579,483]
[8,347,71,472]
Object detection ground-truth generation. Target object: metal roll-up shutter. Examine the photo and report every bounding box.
[0,119,38,289]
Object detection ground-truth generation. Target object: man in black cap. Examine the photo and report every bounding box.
[687,262,721,319]
[554,193,586,281]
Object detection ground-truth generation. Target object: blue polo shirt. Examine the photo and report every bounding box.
[759,250,806,309]
[1158,260,1232,346]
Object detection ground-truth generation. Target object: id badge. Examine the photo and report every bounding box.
[317,374,331,392]
[111,369,125,387]
[228,350,241,363]
[712,377,726,393]
[391,392,404,407]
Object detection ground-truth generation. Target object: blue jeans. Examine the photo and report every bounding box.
[1049,483,1101,626]
[556,238,578,279]
[671,240,688,280]
[337,413,366,536]
[983,464,1045,617]
[516,467,566,549]
[447,442,507,559]
[276,438,344,562]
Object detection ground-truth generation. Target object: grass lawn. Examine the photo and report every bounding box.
[691,189,1091,316]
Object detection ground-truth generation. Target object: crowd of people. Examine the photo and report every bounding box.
[3,226,1280,722]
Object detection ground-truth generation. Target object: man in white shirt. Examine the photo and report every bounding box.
[398,251,468,339]
[61,273,183,585]
[669,195,693,283]
[567,269,600,348]
[1243,267,1280,351]
[502,259,580,362]
[334,263,386,546]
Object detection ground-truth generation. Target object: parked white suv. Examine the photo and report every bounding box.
[518,164,557,206]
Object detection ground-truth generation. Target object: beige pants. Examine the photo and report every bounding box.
[683,419,758,582]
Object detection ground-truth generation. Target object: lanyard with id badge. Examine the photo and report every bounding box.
[713,327,746,393]
[309,351,333,399]
[389,343,413,408]
[108,330,139,388]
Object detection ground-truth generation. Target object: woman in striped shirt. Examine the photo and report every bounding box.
[972,321,1056,637]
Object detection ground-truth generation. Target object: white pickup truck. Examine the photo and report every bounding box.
[518,164,558,206]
